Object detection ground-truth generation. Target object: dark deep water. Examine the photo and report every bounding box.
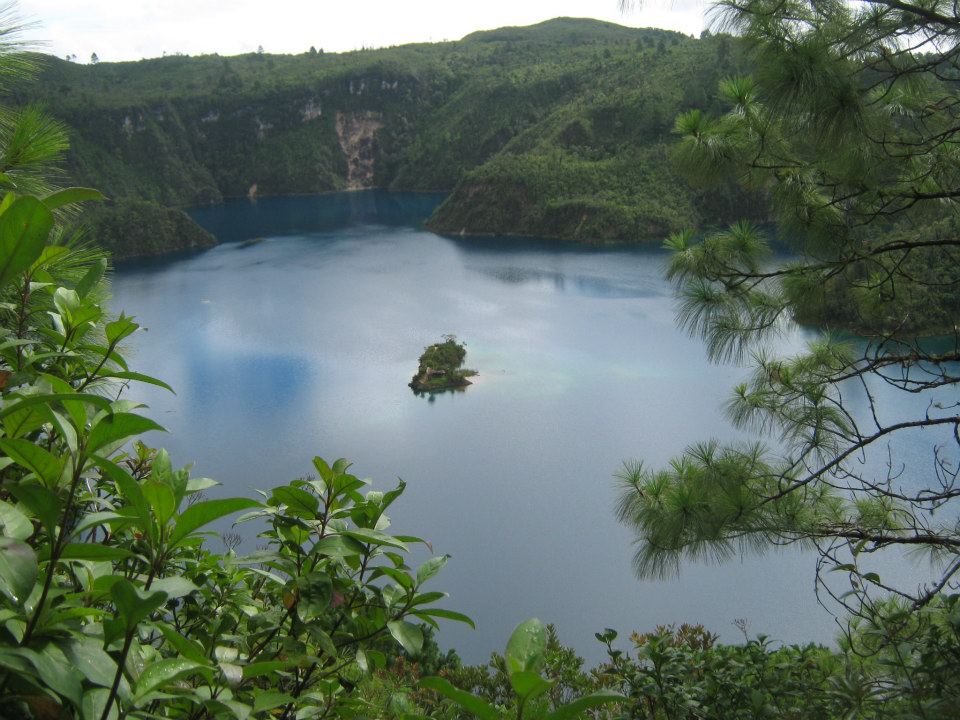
[111,191,942,664]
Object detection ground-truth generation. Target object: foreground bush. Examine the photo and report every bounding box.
[0,188,470,719]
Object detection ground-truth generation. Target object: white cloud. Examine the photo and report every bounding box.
[18,0,705,62]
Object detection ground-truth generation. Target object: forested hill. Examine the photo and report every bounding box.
[20,18,764,251]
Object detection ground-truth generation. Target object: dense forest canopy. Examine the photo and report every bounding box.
[14,19,764,255]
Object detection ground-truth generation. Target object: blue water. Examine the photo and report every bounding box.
[110,191,946,664]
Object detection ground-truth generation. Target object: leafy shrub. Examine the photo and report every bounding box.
[0,188,470,718]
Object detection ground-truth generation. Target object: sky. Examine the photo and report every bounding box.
[18,0,706,63]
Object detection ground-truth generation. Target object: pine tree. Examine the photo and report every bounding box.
[618,0,960,623]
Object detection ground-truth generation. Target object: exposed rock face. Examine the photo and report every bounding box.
[335,111,383,189]
[301,99,322,122]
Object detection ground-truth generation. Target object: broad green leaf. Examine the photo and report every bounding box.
[86,412,164,454]
[0,438,64,487]
[0,537,37,604]
[142,478,176,527]
[8,483,61,537]
[220,661,242,687]
[52,286,80,317]
[270,485,319,519]
[94,371,175,393]
[545,691,625,720]
[92,455,152,538]
[420,676,499,720]
[0,499,32,540]
[510,670,552,701]
[242,661,290,680]
[506,618,546,675]
[16,644,83,706]
[111,579,167,630]
[253,691,294,713]
[413,608,475,629]
[0,195,53,290]
[50,543,135,562]
[82,688,118,720]
[105,315,139,344]
[42,187,106,211]
[185,476,219,494]
[342,528,408,551]
[150,576,199,599]
[0,392,112,420]
[155,622,208,664]
[387,620,423,656]
[311,534,365,558]
[410,591,447,607]
[30,245,70,272]
[135,657,204,699]
[75,257,107,298]
[416,554,449,586]
[66,637,117,688]
[377,565,413,590]
[291,572,332,621]
[169,497,260,546]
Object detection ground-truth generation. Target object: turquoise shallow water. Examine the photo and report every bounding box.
[111,191,944,663]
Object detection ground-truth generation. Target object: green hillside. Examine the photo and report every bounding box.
[17,18,764,249]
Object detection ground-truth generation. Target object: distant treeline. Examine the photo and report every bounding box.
[20,19,764,255]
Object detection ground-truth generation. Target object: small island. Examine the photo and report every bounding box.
[409,335,477,393]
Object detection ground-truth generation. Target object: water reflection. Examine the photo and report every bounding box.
[189,190,448,243]
[109,191,939,665]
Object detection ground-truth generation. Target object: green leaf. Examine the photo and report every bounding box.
[24,644,83,706]
[420,676,499,720]
[75,257,107,298]
[291,572,332,621]
[7,483,61,538]
[92,455,152,539]
[270,485,319,519]
[105,315,139,344]
[311,534,365,558]
[135,657,204,699]
[0,195,53,290]
[387,620,423,656]
[111,579,167,630]
[86,412,164,454]
[416,554,449,586]
[42,187,106,211]
[50,543,135,562]
[505,618,546,675]
[95,371,174,393]
[0,537,37,605]
[142,477,176,527]
[169,497,260,546]
[150,576,199,599]
[155,622,208,665]
[510,670,552,701]
[253,691,294,713]
[544,692,625,720]
[185,477,219,494]
[242,661,290,680]
[412,608,475,629]
[0,438,64,487]
[0,392,112,420]
[82,688,117,720]
[0,499,33,540]
[378,565,414,590]
[65,637,117,688]
[341,528,408,551]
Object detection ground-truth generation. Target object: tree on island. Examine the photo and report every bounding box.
[409,334,477,392]
[618,0,960,708]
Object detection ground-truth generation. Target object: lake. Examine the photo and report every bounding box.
[111,190,939,664]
